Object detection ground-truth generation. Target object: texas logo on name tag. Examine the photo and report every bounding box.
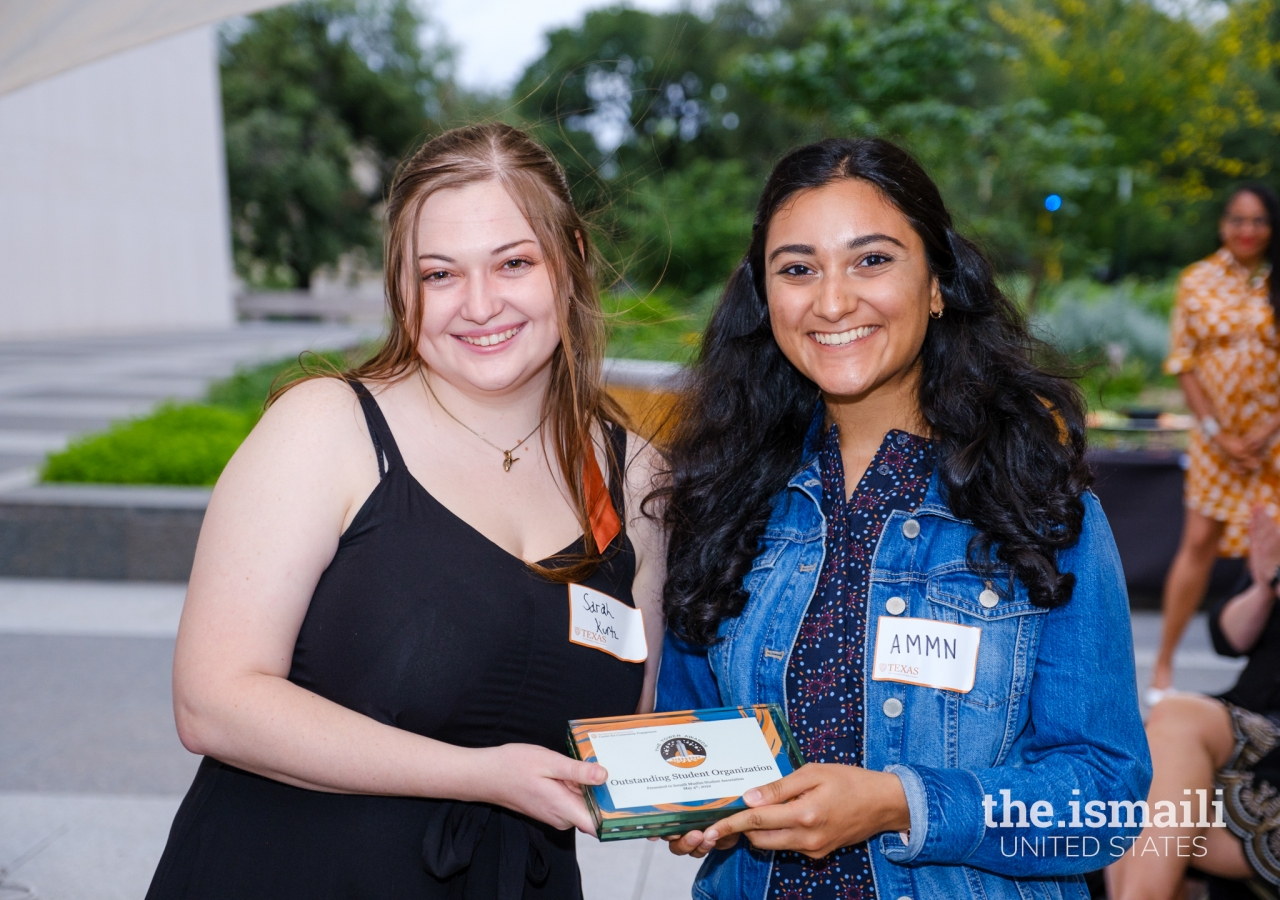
[568,584,647,663]
[872,616,981,693]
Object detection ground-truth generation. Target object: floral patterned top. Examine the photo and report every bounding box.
[768,426,934,900]
[1164,246,1280,556]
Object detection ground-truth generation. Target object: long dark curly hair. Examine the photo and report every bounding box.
[658,137,1093,645]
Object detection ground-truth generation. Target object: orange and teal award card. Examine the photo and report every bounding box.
[567,704,804,841]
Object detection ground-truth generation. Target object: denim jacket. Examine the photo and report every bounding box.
[656,437,1152,900]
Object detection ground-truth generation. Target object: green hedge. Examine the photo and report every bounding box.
[41,350,350,486]
[603,287,717,364]
[42,404,259,485]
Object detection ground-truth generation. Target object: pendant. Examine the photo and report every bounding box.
[503,450,516,472]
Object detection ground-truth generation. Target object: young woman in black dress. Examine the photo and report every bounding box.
[146,123,666,899]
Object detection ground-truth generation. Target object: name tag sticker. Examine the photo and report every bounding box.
[872,616,981,693]
[568,584,647,663]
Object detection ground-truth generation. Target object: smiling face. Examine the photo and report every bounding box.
[1221,189,1272,270]
[764,178,942,407]
[411,180,562,397]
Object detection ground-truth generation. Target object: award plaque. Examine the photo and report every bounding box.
[567,704,804,841]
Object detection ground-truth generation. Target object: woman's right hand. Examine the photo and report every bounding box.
[471,743,607,834]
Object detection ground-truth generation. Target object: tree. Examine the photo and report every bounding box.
[508,0,1280,294]
[619,158,759,293]
[221,0,455,288]
[511,5,799,295]
[738,0,1114,285]
[991,0,1280,275]
[513,7,779,185]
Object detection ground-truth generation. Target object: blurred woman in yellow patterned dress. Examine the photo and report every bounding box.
[1150,185,1280,700]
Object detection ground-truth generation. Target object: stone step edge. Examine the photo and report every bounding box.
[0,483,212,509]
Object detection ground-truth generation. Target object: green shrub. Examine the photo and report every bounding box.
[42,404,258,486]
[1031,277,1176,370]
[604,287,717,363]
[205,349,348,412]
[41,350,354,486]
[1028,276,1180,411]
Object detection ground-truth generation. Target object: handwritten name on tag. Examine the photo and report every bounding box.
[568,584,647,663]
[872,616,981,693]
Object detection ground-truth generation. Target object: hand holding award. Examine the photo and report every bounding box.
[665,762,911,860]
[567,704,804,841]
[468,743,609,835]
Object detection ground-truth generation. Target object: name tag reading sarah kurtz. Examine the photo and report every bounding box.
[872,616,981,693]
[568,584,647,663]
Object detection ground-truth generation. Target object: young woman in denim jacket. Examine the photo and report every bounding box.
[653,138,1153,900]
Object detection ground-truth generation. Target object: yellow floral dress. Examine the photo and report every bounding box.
[1165,247,1280,556]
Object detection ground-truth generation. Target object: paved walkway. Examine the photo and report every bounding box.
[0,323,378,490]
[0,579,702,899]
[0,576,1243,899]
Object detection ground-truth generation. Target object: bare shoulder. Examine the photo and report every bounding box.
[242,377,373,455]
[259,375,365,429]
[216,375,376,497]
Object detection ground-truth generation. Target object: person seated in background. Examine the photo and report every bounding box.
[1149,185,1280,704]
[1108,506,1280,899]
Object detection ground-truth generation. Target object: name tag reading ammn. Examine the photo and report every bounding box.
[568,584,647,663]
[872,616,981,693]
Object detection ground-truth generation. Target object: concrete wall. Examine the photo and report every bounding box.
[0,27,233,338]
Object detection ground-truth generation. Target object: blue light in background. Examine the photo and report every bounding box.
[1044,194,1063,212]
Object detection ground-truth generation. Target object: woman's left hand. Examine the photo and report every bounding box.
[699,763,911,859]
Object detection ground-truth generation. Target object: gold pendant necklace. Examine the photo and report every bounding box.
[420,370,546,472]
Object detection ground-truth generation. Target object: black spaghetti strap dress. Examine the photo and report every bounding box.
[146,382,645,900]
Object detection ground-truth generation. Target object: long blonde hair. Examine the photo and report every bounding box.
[334,123,625,580]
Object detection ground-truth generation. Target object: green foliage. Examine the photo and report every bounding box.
[992,0,1280,275]
[1075,358,1166,411]
[739,0,998,115]
[510,5,793,296]
[604,287,718,362]
[42,405,259,486]
[513,6,781,184]
[618,160,758,294]
[507,0,1280,297]
[221,0,456,287]
[205,349,350,411]
[224,0,1280,300]
[738,0,1116,279]
[1032,277,1176,366]
[41,351,356,486]
[1030,276,1180,409]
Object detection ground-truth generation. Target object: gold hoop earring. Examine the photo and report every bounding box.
[930,307,944,319]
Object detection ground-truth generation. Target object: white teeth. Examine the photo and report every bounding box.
[811,325,877,346]
[459,325,521,347]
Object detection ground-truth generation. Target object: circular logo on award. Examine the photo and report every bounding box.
[660,736,707,769]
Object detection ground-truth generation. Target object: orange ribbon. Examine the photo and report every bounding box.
[584,442,621,552]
